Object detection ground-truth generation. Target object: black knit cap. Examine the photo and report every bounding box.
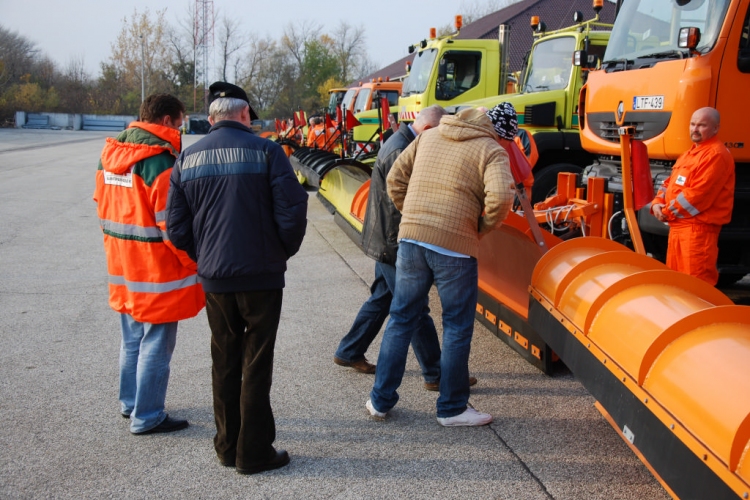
[485,102,518,140]
[208,81,259,120]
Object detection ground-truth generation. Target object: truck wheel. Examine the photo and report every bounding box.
[531,163,583,205]
[717,273,747,287]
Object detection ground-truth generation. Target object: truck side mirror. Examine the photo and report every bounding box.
[574,50,587,67]
[575,50,600,69]
[678,27,701,52]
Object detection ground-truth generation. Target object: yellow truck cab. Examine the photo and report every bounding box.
[399,16,507,123]
[450,6,612,203]
[352,16,509,148]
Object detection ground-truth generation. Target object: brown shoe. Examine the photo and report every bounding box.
[334,356,376,374]
[424,376,477,392]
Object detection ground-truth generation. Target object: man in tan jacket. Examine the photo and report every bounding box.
[366,107,514,426]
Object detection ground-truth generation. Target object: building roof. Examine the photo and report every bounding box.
[362,0,617,83]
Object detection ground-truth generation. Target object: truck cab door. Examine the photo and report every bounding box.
[434,51,485,103]
[569,41,608,129]
[715,3,750,163]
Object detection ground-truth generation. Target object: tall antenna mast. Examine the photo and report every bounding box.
[194,0,215,112]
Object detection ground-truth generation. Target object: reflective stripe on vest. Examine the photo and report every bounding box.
[109,274,199,293]
[101,219,162,242]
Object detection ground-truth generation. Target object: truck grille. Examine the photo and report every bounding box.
[586,111,672,143]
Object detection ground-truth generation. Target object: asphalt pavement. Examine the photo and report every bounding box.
[0,128,670,499]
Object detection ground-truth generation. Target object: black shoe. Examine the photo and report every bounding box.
[121,413,130,419]
[134,415,189,435]
[236,450,290,475]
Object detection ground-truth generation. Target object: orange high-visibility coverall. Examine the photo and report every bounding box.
[651,136,735,285]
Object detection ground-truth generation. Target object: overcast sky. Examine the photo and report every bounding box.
[1,0,503,77]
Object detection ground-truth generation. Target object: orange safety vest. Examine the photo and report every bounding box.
[93,122,205,324]
[316,126,340,151]
[306,124,322,147]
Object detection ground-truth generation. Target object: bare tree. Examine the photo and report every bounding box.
[216,15,248,82]
[462,0,517,23]
[281,20,322,69]
[33,55,57,90]
[0,26,39,90]
[65,55,90,85]
[352,52,378,81]
[437,0,518,35]
[331,21,366,84]
[166,5,202,110]
[57,55,92,113]
[107,8,172,99]
[238,36,291,113]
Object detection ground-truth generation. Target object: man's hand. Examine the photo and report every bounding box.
[651,203,667,222]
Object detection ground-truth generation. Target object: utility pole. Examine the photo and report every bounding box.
[140,34,145,103]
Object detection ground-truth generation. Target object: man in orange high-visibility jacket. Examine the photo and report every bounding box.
[307,116,334,149]
[650,107,735,285]
[93,94,205,435]
[306,116,322,147]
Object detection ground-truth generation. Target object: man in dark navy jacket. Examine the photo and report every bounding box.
[166,82,307,475]
[334,106,446,379]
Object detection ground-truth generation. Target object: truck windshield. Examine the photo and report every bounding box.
[372,90,400,108]
[341,88,358,113]
[402,48,437,95]
[327,91,345,116]
[523,37,575,93]
[353,88,372,113]
[604,0,730,62]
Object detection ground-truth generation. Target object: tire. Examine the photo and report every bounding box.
[717,273,747,287]
[531,163,583,205]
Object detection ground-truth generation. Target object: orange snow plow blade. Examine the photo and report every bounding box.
[478,212,561,318]
[528,237,750,499]
[475,212,563,372]
[474,170,614,373]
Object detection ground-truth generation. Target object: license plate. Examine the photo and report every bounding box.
[633,95,664,110]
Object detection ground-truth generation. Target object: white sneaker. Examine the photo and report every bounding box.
[366,399,387,420]
[437,407,493,427]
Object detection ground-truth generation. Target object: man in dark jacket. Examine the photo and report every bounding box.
[166,82,307,475]
[334,106,462,391]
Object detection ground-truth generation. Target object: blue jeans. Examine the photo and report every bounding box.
[119,314,178,433]
[335,261,440,383]
[370,242,478,418]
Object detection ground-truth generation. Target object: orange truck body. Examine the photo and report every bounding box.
[579,0,750,280]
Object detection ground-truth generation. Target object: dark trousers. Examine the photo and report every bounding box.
[205,289,282,468]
